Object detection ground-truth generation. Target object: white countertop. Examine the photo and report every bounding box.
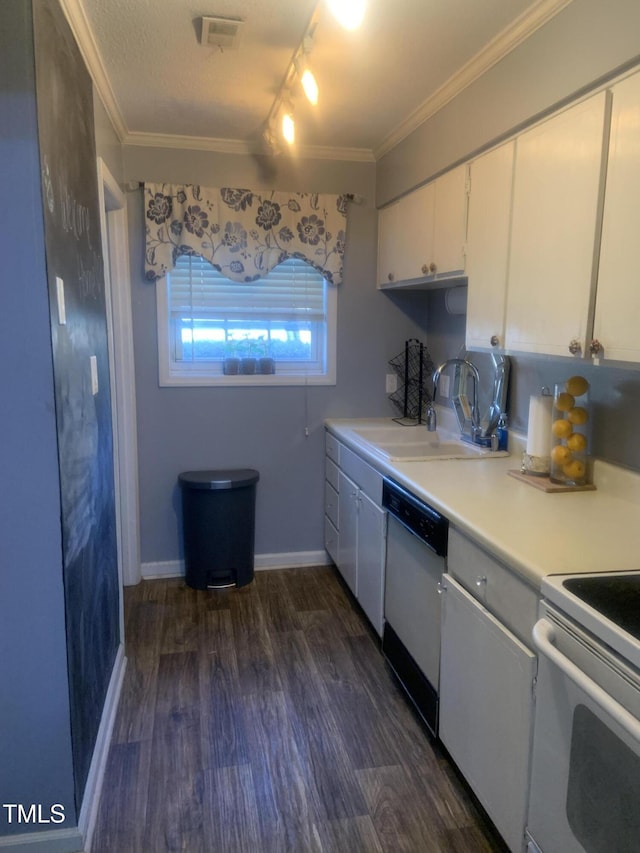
[325,416,640,590]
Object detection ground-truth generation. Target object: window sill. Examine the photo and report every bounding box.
[158,371,336,388]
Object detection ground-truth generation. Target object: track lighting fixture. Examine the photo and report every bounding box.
[327,0,366,30]
[262,0,366,151]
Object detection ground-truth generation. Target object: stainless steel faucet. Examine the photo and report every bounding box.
[424,400,437,431]
[431,358,481,438]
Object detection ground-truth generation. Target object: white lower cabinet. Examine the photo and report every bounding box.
[439,573,536,853]
[324,432,386,635]
[337,470,359,596]
[353,490,386,636]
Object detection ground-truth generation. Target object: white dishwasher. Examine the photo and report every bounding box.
[382,477,448,736]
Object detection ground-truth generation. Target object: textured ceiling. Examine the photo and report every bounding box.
[75,0,568,158]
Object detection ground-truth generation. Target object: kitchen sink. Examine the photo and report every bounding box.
[373,440,491,461]
[349,423,508,461]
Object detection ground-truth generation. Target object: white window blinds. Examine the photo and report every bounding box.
[168,254,326,321]
[157,252,337,386]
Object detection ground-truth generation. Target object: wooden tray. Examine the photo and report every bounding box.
[508,469,597,493]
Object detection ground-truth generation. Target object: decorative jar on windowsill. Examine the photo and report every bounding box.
[223,357,240,375]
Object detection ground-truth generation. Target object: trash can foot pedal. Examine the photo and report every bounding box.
[207,581,236,590]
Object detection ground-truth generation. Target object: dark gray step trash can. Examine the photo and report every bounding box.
[178,469,259,590]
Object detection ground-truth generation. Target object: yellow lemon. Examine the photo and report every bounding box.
[566,375,589,397]
[563,459,586,481]
[568,406,589,425]
[567,433,587,453]
[552,418,573,439]
[555,392,575,412]
[551,445,572,466]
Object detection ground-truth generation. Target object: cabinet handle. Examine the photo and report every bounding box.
[590,339,602,356]
[429,262,437,274]
[421,263,429,275]
[387,272,394,282]
[437,581,444,595]
[476,575,487,588]
[490,335,500,347]
[568,339,581,355]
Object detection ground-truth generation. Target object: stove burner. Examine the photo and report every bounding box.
[562,574,640,642]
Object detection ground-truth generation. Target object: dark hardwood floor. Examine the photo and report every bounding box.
[92,567,505,853]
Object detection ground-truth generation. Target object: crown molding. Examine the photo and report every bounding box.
[58,0,128,140]
[373,0,574,160]
[122,131,375,162]
[60,0,571,164]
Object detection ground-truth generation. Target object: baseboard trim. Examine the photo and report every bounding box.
[0,647,126,853]
[78,643,127,852]
[141,550,331,580]
[0,828,84,852]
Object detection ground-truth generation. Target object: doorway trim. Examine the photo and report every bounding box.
[97,157,141,589]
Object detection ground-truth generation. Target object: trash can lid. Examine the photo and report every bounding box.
[178,468,260,490]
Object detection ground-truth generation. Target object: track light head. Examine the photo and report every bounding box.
[281,105,295,145]
[327,0,366,30]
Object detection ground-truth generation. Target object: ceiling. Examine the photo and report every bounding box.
[65,0,572,161]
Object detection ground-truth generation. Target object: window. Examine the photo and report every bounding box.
[157,254,337,386]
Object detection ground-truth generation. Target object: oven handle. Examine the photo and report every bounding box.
[533,618,640,741]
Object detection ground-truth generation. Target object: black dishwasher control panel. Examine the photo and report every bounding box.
[382,478,448,557]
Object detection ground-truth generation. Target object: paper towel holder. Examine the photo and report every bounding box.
[521,386,553,476]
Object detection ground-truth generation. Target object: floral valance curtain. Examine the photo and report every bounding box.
[144,183,350,285]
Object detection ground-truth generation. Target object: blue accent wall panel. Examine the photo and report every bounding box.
[32,0,120,810]
[0,0,77,835]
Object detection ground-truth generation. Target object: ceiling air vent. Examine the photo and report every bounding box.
[200,16,244,49]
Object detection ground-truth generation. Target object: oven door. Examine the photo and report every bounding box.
[527,607,640,853]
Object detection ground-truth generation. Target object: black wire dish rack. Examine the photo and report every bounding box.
[388,338,435,424]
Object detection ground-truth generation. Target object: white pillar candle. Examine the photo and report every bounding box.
[526,394,553,458]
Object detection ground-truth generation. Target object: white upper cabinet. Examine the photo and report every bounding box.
[377,183,433,286]
[592,71,640,364]
[432,165,467,277]
[504,92,608,357]
[465,141,515,351]
[377,165,466,288]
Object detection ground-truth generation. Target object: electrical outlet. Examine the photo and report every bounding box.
[439,374,450,398]
[385,373,398,393]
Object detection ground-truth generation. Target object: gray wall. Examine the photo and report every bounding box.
[93,89,124,184]
[123,147,427,565]
[0,0,76,835]
[377,0,640,205]
[377,0,640,471]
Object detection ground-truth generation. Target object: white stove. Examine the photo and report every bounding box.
[527,570,640,853]
[541,570,640,671]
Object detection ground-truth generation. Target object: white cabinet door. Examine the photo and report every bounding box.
[377,183,433,286]
[433,164,467,277]
[505,93,608,357]
[465,141,515,351]
[399,182,434,282]
[593,71,640,363]
[377,198,403,288]
[355,491,386,636]
[439,575,536,853]
[377,166,467,288]
[337,470,358,596]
